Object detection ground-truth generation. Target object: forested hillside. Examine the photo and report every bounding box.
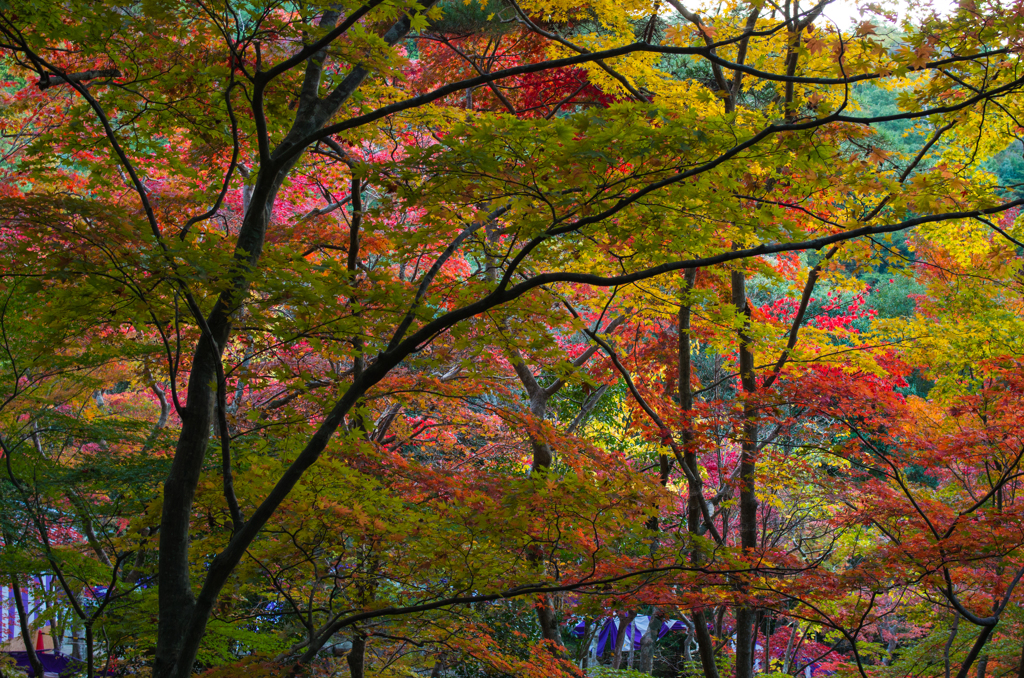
[1,0,1023,676]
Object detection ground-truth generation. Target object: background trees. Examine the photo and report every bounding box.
[1,0,1024,676]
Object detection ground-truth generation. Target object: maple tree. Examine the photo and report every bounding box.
[1,0,1024,676]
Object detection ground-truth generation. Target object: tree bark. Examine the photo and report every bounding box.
[154,6,436,677]
[732,269,758,678]
[679,270,722,678]
[11,576,43,678]
[577,618,593,669]
[611,612,638,670]
[782,623,801,674]
[347,632,366,678]
[944,614,960,678]
[955,625,996,678]
[691,610,720,678]
[639,612,664,674]
[508,315,622,648]
[680,268,702,537]
[537,597,563,647]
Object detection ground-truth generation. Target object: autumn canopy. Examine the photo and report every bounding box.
[0,0,1023,676]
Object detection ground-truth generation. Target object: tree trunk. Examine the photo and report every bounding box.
[683,629,694,674]
[155,155,296,677]
[639,612,664,674]
[679,269,701,538]
[732,269,758,678]
[152,7,435,677]
[955,624,996,678]
[611,612,637,670]
[510,316,622,649]
[86,624,95,678]
[537,596,563,647]
[680,269,722,678]
[691,610,720,678]
[347,632,366,678]
[11,576,43,678]
[577,618,593,669]
[782,623,800,674]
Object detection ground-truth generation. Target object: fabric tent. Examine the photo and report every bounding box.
[2,650,85,677]
[571,617,825,676]
[570,615,688,656]
[0,578,55,644]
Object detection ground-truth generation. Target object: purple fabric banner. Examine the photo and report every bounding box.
[574,616,688,655]
[595,618,618,655]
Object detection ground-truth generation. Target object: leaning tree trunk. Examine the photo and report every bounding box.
[11,576,43,678]
[153,6,436,677]
[611,612,638,670]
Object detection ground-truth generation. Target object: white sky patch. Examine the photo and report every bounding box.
[814,0,957,29]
